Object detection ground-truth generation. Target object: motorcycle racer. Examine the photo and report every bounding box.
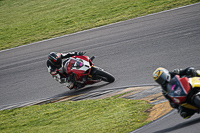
[153,67,200,119]
[47,51,85,89]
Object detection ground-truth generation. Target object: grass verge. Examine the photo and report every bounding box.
[1,0,200,50]
[0,97,153,133]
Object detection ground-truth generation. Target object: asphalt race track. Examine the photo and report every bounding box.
[132,110,200,133]
[1,2,200,133]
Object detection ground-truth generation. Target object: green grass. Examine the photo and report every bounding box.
[0,97,153,133]
[0,0,200,50]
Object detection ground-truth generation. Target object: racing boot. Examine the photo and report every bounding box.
[65,81,75,90]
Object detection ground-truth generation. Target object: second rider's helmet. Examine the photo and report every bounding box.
[48,52,62,67]
[153,67,171,85]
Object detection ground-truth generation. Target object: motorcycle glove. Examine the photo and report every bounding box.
[186,67,196,77]
[172,68,182,75]
[76,51,86,56]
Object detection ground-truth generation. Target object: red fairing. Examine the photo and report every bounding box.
[180,77,191,94]
[170,76,191,104]
[73,55,93,66]
[172,97,187,104]
[72,69,86,80]
[67,56,93,80]
[67,59,86,77]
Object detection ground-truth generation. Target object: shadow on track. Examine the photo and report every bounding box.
[153,117,200,133]
[51,83,110,100]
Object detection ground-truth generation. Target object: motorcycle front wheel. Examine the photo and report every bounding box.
[96,70,115,83]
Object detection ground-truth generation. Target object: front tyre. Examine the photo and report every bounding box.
[96,70,115,83]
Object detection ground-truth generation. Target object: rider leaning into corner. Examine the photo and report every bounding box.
[153,67,200,119]
[46,51,85,89]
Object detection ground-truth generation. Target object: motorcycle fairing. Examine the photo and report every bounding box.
[180,77,191,94]
[189,77,200,88]
[65,56,101,84]
[181,103,199,110]
[167,75,190,104]
[66,57,91,79]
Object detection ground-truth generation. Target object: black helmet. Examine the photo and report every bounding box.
[48,52,62,67]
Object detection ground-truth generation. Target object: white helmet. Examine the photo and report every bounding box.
[153,67,171,85]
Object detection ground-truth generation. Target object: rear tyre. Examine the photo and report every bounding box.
[193,93,200,108]
[96,70,115,83]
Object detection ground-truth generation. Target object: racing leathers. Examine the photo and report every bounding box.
[46,51,85,89]
[161,67,200,119]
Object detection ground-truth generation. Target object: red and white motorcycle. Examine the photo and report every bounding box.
[63,55,115,89]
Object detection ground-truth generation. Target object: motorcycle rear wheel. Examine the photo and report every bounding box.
[96,70,115,83]
[193,93,200,108]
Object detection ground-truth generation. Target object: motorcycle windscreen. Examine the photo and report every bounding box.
[68,58,91,77]
[73,59,84,69]
[166,76,188,97]
[65,58,84,75]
